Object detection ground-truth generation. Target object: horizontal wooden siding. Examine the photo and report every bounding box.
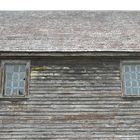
[0,57,139,140]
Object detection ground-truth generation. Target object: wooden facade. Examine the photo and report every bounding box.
[0,55,139,139]
[0,11,140,140]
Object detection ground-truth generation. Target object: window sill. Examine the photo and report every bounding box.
[0,96,29,101]
[122,95,140,100]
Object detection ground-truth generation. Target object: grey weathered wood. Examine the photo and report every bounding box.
[0,57,139,139]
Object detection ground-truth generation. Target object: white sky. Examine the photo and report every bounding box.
[0,0,140,10]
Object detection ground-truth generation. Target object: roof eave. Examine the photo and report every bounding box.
[0,51,140,57]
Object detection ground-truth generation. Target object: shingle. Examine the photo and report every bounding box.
[0,11,140,52]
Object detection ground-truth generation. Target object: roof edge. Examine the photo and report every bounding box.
[0,51,140,57]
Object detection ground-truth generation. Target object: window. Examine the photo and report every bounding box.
[1,60,30,98]
[121,61,140,97]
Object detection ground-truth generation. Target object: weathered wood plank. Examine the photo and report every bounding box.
[0,57,139,139]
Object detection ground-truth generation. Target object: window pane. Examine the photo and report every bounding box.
[125,81,131,87]
[132,81,137,87]
[19,81,25,88]
[18,89,24,96]
[123,64,140,96]
[20,65,26,72]
[132,88,139,94]
[124,65,130,72]
[131,65,136,72]
[4,63,26,96]
[12,88,18,96]
[5,65,14,73]
[138,81,140,86]
[6,80,12,87]
[20,73,25,80]
[136,65,140,71]
[5,88,11,96]
[131,73,136,79]
[13,80,18,87]
[14,65,20,72]
[137,74,140,79]
[6,73,12,80]
[124,73,131,80]
[13,73,18,80]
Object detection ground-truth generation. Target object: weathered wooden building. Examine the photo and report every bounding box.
[0,11,140,139]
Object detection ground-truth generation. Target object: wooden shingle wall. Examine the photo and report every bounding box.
[0,57,140,140]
